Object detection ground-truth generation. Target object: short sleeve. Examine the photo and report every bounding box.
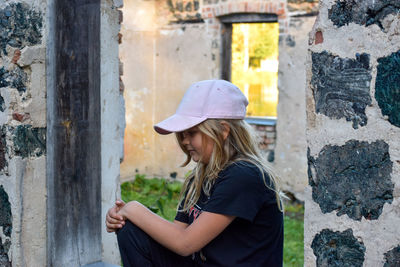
[203,162,275,222]
[174,198,189,223]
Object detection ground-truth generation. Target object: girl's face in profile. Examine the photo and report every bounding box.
[181,126,214,164]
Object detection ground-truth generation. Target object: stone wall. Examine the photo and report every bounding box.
[0,0,122,266]
[0,1,47,266]
[305,0,400,265]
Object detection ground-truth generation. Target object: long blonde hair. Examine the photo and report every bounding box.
[176,119,283,212]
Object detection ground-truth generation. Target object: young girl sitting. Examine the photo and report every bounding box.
[106,80,284,267]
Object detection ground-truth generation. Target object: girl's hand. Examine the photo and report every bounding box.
[105,200,126,233]
[116,200,138,221]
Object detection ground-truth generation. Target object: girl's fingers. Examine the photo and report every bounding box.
[106,217,124,230]
[109,206,124,221]
[106,213,125,225]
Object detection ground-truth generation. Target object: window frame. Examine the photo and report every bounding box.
[219,13,279,125]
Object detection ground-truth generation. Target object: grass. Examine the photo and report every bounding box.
[121,174,304,266]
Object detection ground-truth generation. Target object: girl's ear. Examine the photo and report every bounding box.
[220,121,230,140]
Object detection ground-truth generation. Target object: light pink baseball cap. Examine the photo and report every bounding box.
[154,80,248,135]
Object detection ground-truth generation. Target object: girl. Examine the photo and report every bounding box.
[106,80,284,267]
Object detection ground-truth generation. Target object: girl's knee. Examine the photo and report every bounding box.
[117,220,148,247]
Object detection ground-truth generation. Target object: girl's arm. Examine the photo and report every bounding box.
[173,220,189,229]
[118,201,235,256]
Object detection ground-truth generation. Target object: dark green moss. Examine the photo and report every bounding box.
[375,50,400,128]
[12,125,46,158]
[0,185,12,237]
[312,229,365,267]
[0,3,43,55]
[308,140,393,221]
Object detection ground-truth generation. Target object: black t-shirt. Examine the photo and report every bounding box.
[175,161,284,267]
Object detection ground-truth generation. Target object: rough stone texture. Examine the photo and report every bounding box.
[328,0,400,30]
[308,140,393,221]
[311,228,366,267]
[287,0,319,13]
[166,0,201,22]
[0,94,5,112]
[0,66,28,94]
[0,127,6,171]
[311,51,372,129]
[0,237,11,267]
[384,245,400,267]
[375,50,400,127]
[0,185,12,237]
[274,15,314,201]
[12,125,46,158]
[0,3,43,55]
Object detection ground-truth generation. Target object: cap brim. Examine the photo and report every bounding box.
[154,114,207,135]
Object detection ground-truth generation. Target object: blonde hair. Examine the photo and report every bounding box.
[176,119,283,213]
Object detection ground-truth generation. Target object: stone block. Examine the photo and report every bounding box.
[0,66,28,94]
[311,228,365,267]
[12,125,46,158]
[0,236,11,267]
[0,185,12,237]
[0,127,6,171]
[384,245,400,267]
[0,94,4,112]
[0,3,43,56]
[311,51,372,129]
[17,47,45,67]
[308,140,393,221]
[375,50,400,128]
[328,0,400,30]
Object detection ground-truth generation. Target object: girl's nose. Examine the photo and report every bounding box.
[182,135,189,145]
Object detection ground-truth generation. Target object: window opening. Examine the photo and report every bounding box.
[231,22,279,118]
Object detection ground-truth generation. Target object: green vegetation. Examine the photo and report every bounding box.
[283,201,304,266]
[121,175,304,266]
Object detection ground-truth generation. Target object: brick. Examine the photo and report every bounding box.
[315,31,323,45]
[11,49,21,64]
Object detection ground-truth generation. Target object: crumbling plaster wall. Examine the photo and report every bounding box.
[275,1,318,201]
[305,0,400,266]
[0,1,47,266]
[120,0,217,180]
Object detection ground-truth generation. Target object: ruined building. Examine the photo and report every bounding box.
[0,0,399,266]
